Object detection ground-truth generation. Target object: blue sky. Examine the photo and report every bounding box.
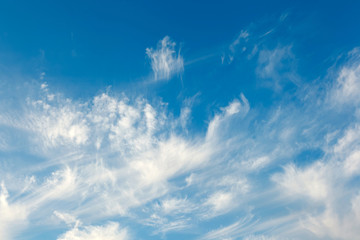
[1,1,360,239]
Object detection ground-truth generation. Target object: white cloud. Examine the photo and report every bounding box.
[331,62,360,105]
[256,45,299,91]
[40,72,46,80]
[0,135,9,151]
[0,183,28,240]
[206,93,249,141]
[146,36,184,81]
[333,124,360,154]
[57,222,128,240]
[272,163,328,201]
[178,95,198,131]
[204,191,235,215]
[241,155,271,171]
[40,167,77,201]
[344,150,360,176]
[271,116,360,239]
[226,30,250,64]
[19,93,90,149]
[0,82,258,238]
[144,213,191,234]
[54,211,80,227]
[304,199,360,240]
[229,30,249,53]
[200,215,255,240]
[217,175,249,193]
[3,48,360,240]
[201,177,249,219]
[156,197,195,215]
[243,235,276,240]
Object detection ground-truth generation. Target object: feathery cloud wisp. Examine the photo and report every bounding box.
[146,36,184,81]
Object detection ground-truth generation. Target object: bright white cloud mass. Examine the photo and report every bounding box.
[1,6,360,240]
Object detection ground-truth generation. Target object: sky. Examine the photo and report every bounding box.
[1,1,360,239]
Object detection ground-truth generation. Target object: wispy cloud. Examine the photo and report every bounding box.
[256,45,300,90]
[200,215,257,240]
[329,48,360,106]
[0,183,28,240]
[57,222,129,240]
[222,12,290,65]
[0,79,252,237]
[1,41,360,240]
[146,36,184,81]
